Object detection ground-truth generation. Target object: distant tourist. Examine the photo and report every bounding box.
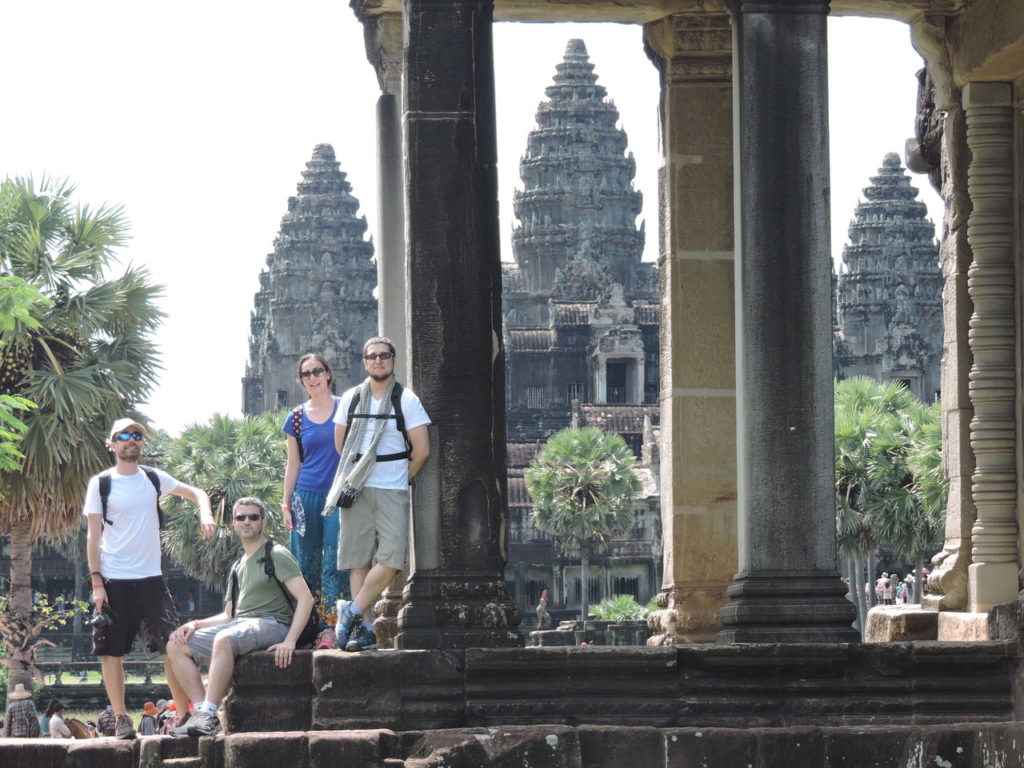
[3,683,40,738]
[330,337,431,652]
[97,705,115,736]
[138,701,158,735]
[186,592,196,614]
[84,417,216,739]
[281,353,347,649]
[536,588,552,629]
[166,497,314,737]
[47,701,70,739]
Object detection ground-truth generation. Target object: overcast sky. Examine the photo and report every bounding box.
[0,2,941,435]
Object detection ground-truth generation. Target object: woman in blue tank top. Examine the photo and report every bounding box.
[282,353,350,647]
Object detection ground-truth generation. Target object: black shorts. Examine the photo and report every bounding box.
[91,576,180,657]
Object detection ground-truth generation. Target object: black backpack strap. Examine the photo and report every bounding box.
[141,466,164,530]
[291,406,305,465]
[98,474,112,527]
[229,564,238,619]
[349,382,413,462]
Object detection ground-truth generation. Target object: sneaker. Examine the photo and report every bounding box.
[169,713,192,737]
[335,600,358,647]
[315,627,337,649]
[185,709,221,738]
[114,713,136,740]
[345,623,378,652]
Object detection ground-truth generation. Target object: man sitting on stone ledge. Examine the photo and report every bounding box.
[166,497,313,737]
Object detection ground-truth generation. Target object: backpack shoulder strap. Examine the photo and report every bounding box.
[140,466,165,529]
[391,382,411,454]
[98,473,112,527]
[261,541,298,611]
[291,406,305,465]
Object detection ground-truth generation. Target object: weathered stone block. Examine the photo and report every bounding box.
[0,741,68,768]
[664,728,757,768]
[226,650,315,732]
[819,727,913,767]
[223,732,308,768]
[65,739,136,768]
[307,729,397,768]
[578,725,664,768]
[402,726,580,768]
[863,605,938,642]
[937,612,990,641]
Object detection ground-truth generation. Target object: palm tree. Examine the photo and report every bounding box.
[0,176,163,690]
[156,412,288,590]
[524,427,641,622]
[834,377,947,629]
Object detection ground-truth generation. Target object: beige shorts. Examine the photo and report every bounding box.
[337,486,409,571]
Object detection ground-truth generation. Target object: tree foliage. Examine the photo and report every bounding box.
[525,427,641,621]
[834,377,947,626]
[0,176,163,690]
[156,411,289,590]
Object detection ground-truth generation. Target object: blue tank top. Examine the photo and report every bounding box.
[282,398,341,493]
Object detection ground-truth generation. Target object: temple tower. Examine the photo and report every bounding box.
[501,39,661,625]
[242,144,378,414]
[835,153,942,402]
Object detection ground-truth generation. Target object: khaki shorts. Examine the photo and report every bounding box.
[186,617,289,666]
[337,486,409,571]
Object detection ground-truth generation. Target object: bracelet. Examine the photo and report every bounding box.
[193,620,202,630]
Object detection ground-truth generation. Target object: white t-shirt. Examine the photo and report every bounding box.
[334,384,430,490]
[82,466,178,579]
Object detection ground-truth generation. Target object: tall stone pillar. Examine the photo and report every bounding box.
[395,0,521,650]
[962,82,1019,613]
[364,13,409,373]
[643,11,738,644]
[360,13,409,649]
[717,0,857,642]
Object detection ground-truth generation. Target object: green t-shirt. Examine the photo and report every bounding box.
[224,542,303,626]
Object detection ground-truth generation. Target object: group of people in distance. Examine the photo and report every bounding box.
[73,335,430,740]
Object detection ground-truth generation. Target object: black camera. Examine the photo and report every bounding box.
[338,487,359,509]
[90,604,115,628]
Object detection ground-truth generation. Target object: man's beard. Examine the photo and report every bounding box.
[369,371,393,383]
[117,446,142,464]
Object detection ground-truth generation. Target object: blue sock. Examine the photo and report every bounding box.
[362,620,373,630]
[351,603,363,616]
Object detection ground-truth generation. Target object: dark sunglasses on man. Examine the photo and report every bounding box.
[233,513,262,522]
[364,352,394,361]
[114,432,145,442]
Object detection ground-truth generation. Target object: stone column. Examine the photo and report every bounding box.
[643,10,738,644]
[361,12,409,649]
[962,82,1019,613]
[395,0,521,650]
[363,13,408,373]
[717,0,857,642]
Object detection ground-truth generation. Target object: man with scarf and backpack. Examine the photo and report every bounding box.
[329,336,430,652]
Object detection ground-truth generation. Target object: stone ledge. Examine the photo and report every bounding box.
[7,723,1024,768]
[863,605,937,642]
[937,612,990,641]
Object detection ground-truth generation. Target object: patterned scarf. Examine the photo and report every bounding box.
[327,377,396,507]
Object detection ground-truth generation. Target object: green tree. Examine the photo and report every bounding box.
[834,377,947,631]
[0,176,163,690]
[525,427,641,622]
[590,594,657,621]
[0,276,47,478]
[156,412,288,590]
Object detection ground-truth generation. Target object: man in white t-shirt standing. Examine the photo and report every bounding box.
[333,337,430,652]
[84,417,215,740]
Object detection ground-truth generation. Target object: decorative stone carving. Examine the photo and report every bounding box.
[963,82,1019,612]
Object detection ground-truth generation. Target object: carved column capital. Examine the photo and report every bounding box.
[644,10,732,83]
[361,12,404,95]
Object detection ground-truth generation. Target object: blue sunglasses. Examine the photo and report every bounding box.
[114,432,144,442]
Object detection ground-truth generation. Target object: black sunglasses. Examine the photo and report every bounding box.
[364,352,394,361]
[300,367,326,380]
[114,432,144,442]
[233,513,262,522]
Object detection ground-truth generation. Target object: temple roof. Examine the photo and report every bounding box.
[577,404,658,434]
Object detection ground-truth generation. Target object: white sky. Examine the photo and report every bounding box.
[0,2,941,435]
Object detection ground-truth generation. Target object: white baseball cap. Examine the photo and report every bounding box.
[109,417,147,441]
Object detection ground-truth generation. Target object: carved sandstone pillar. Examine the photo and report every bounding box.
[395,0,521,650]
[963,82,1019,612]
[361,12,409,648]
[717,0,857,642]
[643,10,737,644]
